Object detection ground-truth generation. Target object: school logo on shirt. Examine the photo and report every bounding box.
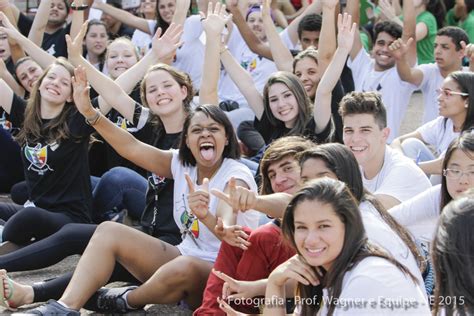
[0,112,12,131]
[176,194,200,240]
[115,116,129,130]
[241,58,257,73]
[24,143,54,175]
[46,44,56,56]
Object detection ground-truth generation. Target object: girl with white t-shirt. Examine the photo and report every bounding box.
[432,195,474,315]
[391,71,474,176]
[263,178,430,315]
[390,131,474,242]
[18,86,259,314]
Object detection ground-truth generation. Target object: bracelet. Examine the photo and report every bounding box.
[85,109,101,126]
[70,4,89,10]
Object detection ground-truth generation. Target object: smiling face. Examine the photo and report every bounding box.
[294,199,345,270]
[186,112,227,168]
[294,57,320,99]
[0,31,11,61]
[140,0,157,17]
[247,11,266,42]
[300,158,338,183]
[16,59,44,92]
[38,64,73,105]
[267,156,301,194]
[85,24,108,58]
[372,32,396,71]
[48,0,68,26]
[445,149,474,199]
[268,82,299,128]
[144,69,188,117]
[106,40,139,79]
[342,114,389,167]
[157,0,176,24]
[437,77,468,120]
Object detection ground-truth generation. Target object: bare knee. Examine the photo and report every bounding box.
[89,222,125,249]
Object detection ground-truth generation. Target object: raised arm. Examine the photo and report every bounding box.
[220,49,264,119]
[0,12,55,68]
[0,78,14,114]
[171,0,190,26]
[93,0,150,33]
[113,24,183,99]
[0,58,24,96]
[226,0,273,60]
[401,0,417,66]
[72,65,173,178]
[199,2,232,105]
[66,22,136,120]
[345,0,362,60]
[27,0,52,45]
[314,13,356,133]
[317,0,338,74]
[389,37,424,86]
[261,0,293,72]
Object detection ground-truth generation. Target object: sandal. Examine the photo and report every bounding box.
[0,273,16,311]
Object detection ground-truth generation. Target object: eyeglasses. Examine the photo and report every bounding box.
[436,88,469,98]
[443,168,474,180]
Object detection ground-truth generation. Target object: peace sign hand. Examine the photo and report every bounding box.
[185,173,210,220]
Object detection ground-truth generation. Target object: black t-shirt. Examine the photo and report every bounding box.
[18,13,70,58]
[330,81,345,144]
[144,130,181,245]
[6,95,94,223]
[91,96,154,177]
[254,108,333,145]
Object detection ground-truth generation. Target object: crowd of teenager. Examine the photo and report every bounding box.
[0,0,473,314]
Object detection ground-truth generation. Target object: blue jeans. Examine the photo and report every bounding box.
[92,167,147,221]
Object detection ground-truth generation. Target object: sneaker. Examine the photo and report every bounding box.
[14,299,80,315]
[94,286,138,313]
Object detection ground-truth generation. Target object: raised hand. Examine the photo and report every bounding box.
[388,37,414,61]
[211,177,258,213]
[71,65,94,115]
[262,0,271,19]
[267,255,320,287]
[66,21,88,61]
[201,2,232,38]
[336,13,357,53]
[378,0,397,22]
[213,269,261,300]
[151,23,183,61]
[0,12,21,41]
[186,173,211,220]
[214,217,250,250]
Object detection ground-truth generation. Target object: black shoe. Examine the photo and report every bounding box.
[15,299,80,315]
[94,286,138,313]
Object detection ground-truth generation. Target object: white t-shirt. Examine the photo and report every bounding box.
[218,26,278,108]
[417,64,469,123]
[389,185,441,242]
[316,257,430,315]
[360,201,424,288]
[416,116,460,156]
[348,49,418,143]
[362,147,432,202]
[170,151,259,262]
[143,16,204,90]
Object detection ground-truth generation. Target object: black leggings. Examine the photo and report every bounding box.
[1,206,76,245]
